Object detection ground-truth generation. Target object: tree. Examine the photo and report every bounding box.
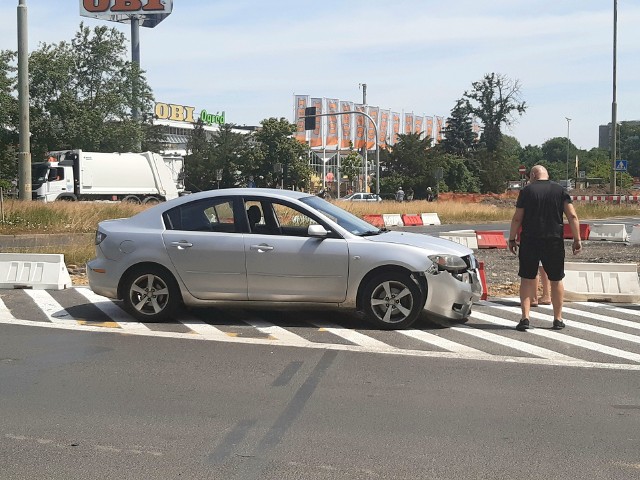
[27,23,154,158]
[0,50,18,189]
[619,121,640,177]
[440,99,477,157]
[339,147,362,192]
[184,120,212,192]
[382,132,437,197]
[463,73,526,152]
[441,155,480,193]
[251,117,312,190]
[209,123,252,188]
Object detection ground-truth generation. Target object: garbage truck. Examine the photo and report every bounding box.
[31,150,185,203]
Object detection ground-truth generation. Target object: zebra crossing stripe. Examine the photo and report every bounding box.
[243,317,312,345]
[309,320,392,350]
[23,290,75,325]
[571,302,640,322]
[0,297,17,322]
[483,301,640,363]
[497,297,640,331]
[398,329,489,355]
[487,300,640,346]
[74,287,151,332]
[177,315,233,340]
[457,313,574,361]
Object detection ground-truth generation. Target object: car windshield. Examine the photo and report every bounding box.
[300,195,384,236]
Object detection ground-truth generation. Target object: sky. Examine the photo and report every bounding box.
[1,1,639,151]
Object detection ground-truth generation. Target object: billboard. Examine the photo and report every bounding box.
[80,0,173,27]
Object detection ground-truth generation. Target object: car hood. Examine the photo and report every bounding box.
[366,231,473,256]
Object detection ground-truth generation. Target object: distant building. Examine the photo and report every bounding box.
[599,120,640,150]
[152,101,257,156]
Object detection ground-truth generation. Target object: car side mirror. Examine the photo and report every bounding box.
[307,224,328,238]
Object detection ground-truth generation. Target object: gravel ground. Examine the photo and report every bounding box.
[68,240,639,297]
[475,240,640,297]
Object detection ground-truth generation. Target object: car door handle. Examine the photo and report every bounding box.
[250,244,274,252]
[171,241,193,249]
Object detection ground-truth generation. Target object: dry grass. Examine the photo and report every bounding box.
[0,200,147,234]
[334,199,640,223]
[0,198,637,268]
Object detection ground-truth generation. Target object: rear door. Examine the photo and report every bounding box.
[162,197,248,300]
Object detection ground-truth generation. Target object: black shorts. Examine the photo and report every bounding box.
[518,237,565,281]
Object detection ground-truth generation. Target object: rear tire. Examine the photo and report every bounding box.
[122,195,141,204]
[362,272,424,329]
[122,266,180,322]
[143,196,160,205]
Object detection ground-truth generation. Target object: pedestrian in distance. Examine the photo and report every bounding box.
[395,186,405,202]
[426,186,434,202]
[508,165,582,331]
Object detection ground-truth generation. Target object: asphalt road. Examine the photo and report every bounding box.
[2,294,640,479]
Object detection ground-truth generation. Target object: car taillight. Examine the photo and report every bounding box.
[95,230,107,245]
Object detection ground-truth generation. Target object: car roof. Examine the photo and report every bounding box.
[122,188,316,227]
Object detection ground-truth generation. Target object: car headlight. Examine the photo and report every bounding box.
[428,254,468,273]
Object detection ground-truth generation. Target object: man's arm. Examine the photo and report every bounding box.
[564,201,582,254]
[508,207,524,254]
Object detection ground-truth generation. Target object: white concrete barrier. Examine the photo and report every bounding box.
[420,213,441,226]
[439,230,479,249]
[0,253,72,290]
[563,262,640,303]
[382,213,404,227]
[588,223,629,242]
[629,225,640,245]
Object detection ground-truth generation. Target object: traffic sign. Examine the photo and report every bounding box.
[615,160,628,172]
[518,165,526,174]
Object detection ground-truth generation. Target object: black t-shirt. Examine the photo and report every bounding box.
[516,180,571,239]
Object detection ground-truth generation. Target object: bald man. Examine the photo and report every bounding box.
[508,165,582,331]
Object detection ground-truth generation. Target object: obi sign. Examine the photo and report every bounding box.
[154,102,226,126]
[80,0,173,26]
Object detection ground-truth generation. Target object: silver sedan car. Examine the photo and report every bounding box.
[88,188,482,329]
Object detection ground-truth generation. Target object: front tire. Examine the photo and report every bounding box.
[362,272,424,329]
[122,266,180,322]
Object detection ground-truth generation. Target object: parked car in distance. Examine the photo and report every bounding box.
[557,179,574,191]
[88,188,482,329]
[339,192,382,202]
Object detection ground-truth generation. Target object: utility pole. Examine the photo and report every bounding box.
[610,0,618,194]
[359,83,367,192]
[17,0,31,201]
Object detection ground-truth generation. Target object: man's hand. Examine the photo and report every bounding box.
[572,239,582,255]
[508,239,518,255]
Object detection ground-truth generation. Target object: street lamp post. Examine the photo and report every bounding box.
[565,117,571,187]
[305,110,380,196]
[17,0,31,201]
[610,0,618,194]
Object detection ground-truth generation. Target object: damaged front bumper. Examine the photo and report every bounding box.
[423,267,483,321]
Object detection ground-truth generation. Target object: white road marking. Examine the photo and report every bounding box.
[483,300,640,363]
[74,287,151,332]
[244,317,312,345]
[488,300,640,347]
[497,297,640,331]
[177,315,235,340]
[398,329,489,355]
[309,320,393,349]
[23,290,75,325]
[2,290,640,370]
[457,313,575,360]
